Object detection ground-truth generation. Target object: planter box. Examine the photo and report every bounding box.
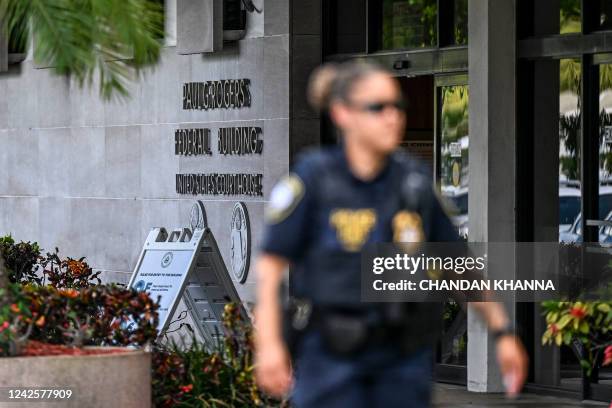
[0,348,151,408]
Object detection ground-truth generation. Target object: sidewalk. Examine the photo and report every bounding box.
[432,383,610,407]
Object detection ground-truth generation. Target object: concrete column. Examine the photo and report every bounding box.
[467,0,516,392]
[164,0,177,47]
[177,0,223,54]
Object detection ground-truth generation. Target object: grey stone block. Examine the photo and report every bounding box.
[0,131,9,194]
[6,61,39,129]
[264,0,290,36]
[101,198,143,272]
[263,35,289,119]
[154,48,187,125]
[105,126,142,198]
[140,124,179,199]
[177,0,223,54]
[103,80,143,126]
[37,128,71,197]
[6,128,39,196]
[140,199,182,243]
[68,127,106,197]
[36,68,71,128]
[0,197,39,242]
[37,197,72,256]
[69,74,105,127]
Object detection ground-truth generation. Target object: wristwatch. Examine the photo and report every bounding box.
[491,326,515,341]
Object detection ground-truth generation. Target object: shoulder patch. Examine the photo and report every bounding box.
[265,173,305,224]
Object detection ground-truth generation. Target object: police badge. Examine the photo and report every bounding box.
[392,211,424,243]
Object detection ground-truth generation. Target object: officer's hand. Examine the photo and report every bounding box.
[496,335,528,398]
[255,339,293,397]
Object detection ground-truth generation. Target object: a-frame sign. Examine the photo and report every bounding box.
[128,225,247,344]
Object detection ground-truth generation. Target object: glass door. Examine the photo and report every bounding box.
[436,76,469,240]
[434,75,469,382]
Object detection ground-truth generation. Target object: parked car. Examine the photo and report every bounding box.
[441,185,468,238]
[559,186,581,233]
[559,211,612,243]
[558,186,612,242]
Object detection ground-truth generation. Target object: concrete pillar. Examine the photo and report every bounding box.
[467,0,516,392]
[177,0,223,54]
[164,0,177,47]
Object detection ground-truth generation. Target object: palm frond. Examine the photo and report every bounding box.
[0,0,163,100]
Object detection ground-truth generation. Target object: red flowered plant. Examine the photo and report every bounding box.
[0,284,34,356]
[1,238,284,406]
[38,248,101,289]
[604,345,612,367]
[542,300,612,375]
[22,284,159,347]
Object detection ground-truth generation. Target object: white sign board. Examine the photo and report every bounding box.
[128,225,247,343]
[128,228,204,334]
[130,249,194,327]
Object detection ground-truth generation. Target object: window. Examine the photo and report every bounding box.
[379,0,437,50]
[560,0,581,34]
[439,84,469,239]
[323,0,467,57]
[454,0,468,46]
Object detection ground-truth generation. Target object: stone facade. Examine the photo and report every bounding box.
[0,0,322,306]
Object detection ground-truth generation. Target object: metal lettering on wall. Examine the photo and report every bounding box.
[218,127,263,155]
[177,80,263,197]
[175,128,212,156]
[182,79,251,110]
[176,173,263,196]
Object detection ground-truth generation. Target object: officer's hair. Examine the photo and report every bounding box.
[307,61,389,111]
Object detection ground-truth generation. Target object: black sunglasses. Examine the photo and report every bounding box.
[346,99,407,113]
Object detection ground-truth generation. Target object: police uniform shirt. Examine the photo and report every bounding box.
[261,145,459,306]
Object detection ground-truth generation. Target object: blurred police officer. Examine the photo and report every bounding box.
[254,61,527,408]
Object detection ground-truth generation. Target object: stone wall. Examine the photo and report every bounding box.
[0,0,299,305]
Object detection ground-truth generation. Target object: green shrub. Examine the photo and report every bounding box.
[542,300,612,375]
[0,283,159,356]
[0,235,41,284]
[152,303,284,408]
[0,236,280,407]
[38,248,101,288]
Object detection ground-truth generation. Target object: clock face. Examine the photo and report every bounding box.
[230,202,250,283]
[190,201,207,231]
